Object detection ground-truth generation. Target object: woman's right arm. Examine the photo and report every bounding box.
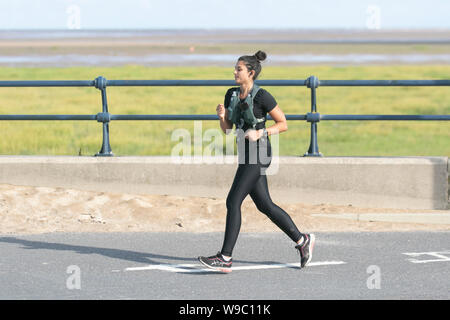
[216,104,233,134]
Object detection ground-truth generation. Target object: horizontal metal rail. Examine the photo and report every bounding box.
[319,115,450,121]
[0,115,96,121]
[318,80,450,86]
[0,75,449,156]
[1,79,450,88]
[1,114,450,122]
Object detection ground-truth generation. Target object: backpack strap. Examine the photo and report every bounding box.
[250,84,260,99]
[227,89,240,124]
[249,85,266,125]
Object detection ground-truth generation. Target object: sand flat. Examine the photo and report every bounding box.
[0,183,448,234]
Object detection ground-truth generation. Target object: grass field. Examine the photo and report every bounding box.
[0,65,449,157]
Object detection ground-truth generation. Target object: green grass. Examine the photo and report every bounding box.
[0,65,449,157]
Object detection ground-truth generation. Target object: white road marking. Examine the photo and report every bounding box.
[124,260,346,273]
[402,251,450,264]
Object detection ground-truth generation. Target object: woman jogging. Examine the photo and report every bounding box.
[198,51,315,273]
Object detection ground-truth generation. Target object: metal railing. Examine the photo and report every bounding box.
[0,76,449,157]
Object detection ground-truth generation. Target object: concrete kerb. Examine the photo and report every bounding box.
[311,213,450,225]
[0,155,448,211]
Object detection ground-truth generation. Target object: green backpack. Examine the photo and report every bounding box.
[227,84,266,129]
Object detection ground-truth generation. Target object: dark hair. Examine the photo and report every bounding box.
[238,50,267,80]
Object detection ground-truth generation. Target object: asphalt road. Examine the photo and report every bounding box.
[0,231,449,300]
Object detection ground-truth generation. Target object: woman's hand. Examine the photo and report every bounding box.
[245,129,264,142]
[217,104,233,134]
[216,104,226,120]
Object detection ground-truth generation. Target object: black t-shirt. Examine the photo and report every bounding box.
[224,87,277,131]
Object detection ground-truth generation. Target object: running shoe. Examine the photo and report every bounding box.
[198,252,232,273]
[295,233,316,269]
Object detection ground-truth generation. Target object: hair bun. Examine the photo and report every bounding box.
[254,50,267,62]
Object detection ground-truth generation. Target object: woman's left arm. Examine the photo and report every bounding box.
[265,105,288,136]
[245,105,288,141]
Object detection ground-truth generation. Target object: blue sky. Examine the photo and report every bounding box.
[0,0,449,30]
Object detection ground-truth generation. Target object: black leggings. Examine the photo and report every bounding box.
[220,163,303,257]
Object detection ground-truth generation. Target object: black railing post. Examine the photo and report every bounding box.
[94,76,113,157]
[304,75,323,157]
